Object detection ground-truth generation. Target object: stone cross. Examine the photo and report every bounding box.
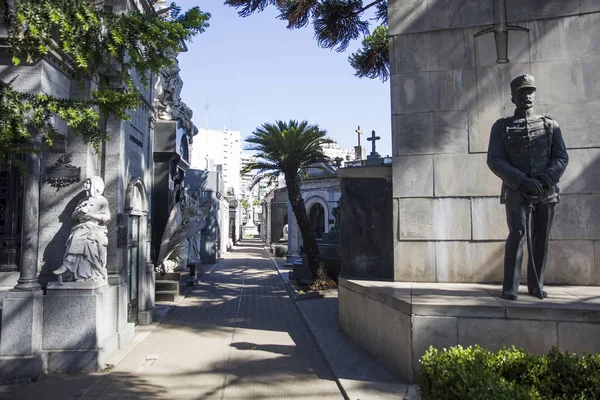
[367,130,380,154]
[355,126,363,147]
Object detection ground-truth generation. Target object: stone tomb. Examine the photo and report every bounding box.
[339,278,600,383]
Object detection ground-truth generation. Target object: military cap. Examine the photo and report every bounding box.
[510,74,536,93]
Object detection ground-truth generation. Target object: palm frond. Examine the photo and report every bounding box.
[243,119,330,176]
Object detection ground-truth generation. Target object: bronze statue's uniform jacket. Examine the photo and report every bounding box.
[487,112,568,204]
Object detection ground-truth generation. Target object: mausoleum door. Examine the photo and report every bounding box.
[309,203,325,239]
[0,158,23,271]
[127,215,140,324]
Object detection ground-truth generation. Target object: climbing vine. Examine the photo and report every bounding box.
[0,0,210,159]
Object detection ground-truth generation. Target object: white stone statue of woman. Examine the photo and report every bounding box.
[53,176,111,282]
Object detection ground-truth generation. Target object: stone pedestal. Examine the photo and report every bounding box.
[0,290,44,380]
[43,281,115,373]
[243,223,259,237]
[354,145,366,161]
[339,278,600,383]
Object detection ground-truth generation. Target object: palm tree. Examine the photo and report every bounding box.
[243,120,336,290]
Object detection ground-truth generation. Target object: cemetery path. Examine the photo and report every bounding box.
[0,239,343,400]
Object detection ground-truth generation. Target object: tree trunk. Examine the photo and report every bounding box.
[284,169,336,290]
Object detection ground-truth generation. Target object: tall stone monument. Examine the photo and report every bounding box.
[151,49,197,263]
[243,207,259,237]
[389,0,600,286]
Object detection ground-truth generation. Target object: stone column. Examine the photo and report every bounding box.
[15,140,42,291]
[15,141,41,291]
[284,201,301,267]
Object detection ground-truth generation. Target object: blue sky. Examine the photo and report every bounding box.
[177,1,392,156]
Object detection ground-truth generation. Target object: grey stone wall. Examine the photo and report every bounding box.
[389,0,600,284]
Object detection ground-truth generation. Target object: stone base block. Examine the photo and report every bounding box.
[339,278,600,383]
[138,309,156,326]
[0,355,44,382]
[0,290,43,357]
[42,281,116,373]
[118,322,135,348]
[46,350,100,374]
[243,226,259,236]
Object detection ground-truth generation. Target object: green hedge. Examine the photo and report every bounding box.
[418,345,600,400]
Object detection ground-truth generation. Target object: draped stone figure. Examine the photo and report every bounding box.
[156,191,211,274]
[53,176,111,282]
[186,190,207,266]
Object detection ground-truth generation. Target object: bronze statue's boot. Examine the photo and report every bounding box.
[53,265,67,275]
[502,291,518,301]
[529,288,548,298]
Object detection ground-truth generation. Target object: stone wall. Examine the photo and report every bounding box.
[389,0,600,284]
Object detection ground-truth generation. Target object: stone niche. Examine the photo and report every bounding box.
[338,166,393,280]
[389,0,600,285]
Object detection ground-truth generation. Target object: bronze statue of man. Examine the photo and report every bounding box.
[487,74,568,301]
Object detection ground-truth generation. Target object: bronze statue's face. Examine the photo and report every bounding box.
[512,87,536,110]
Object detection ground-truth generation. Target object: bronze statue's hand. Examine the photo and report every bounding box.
[520,178,544,195]
[536,173,553,190]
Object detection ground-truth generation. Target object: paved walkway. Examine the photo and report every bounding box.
[0,239,415,399]
[1,240,342,399]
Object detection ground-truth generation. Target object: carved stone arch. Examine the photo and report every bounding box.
[305,195,329,237]
[304,195,329,218]
[125,177,148,216]
[124,177,149,325]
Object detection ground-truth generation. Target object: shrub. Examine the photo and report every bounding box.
[418,345,600,400]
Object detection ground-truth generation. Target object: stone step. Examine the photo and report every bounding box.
[155,280,179,292]
[155,291,178,302]
[156,272,181,281]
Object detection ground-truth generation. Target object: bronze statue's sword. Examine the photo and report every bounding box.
[474,0,528,64]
